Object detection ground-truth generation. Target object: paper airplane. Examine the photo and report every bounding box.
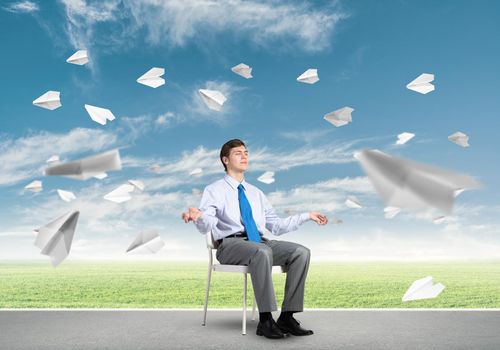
[355,149,481,213]
[57,189,76,202]
[103,184,135,203]
[93,173,108,180]
[257,171,275,184]
[396,132,415,145]
[34,210,79,267]
[46,155,60,163]
[84,104,116,125]
[433,216,446,224]
[231,63,253,79]
[128,180,145,191]
[44,149,122,180]
[406,73,435,94]
[66,50,88,65]
[126,230,165,254]
[324,107,354,127]
[448,132,469,148]
[25,180,42,192]
[297,69,319,84]
[33,91,61,110]
[402,276,445,302]
[189,168,203,177]
[384,206,401,219]
[199,89,227,111]
[454,188,465,197]
[345,196,362,209]
[137,67,165,88]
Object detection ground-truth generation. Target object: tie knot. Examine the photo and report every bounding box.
[238,184,245,191]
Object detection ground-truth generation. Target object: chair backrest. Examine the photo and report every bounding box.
[205,231,215,249]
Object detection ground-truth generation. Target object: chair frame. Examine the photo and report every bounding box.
[202,232,286,335]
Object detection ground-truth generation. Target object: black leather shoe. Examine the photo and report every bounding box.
[276,316,314,336]
[256,319,288,339]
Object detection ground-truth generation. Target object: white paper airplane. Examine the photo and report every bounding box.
[454,188,465,197]
[231,63,253,79]
[396,132,415,145]
[297,69,319,84]
[199,89,227,111]
[66,50,88,65]
[137,67,165,88]
[406,73,435,94]
[33,91,61,110]
[34,210,79,267]
[384,206,401,219]
[433,216,446,224]
[345,196,362,209]
[84,104,116,125]
[44,149,122,180]
[257,171,275,184]
[57,189,76,202]
[402,276,445,302]
[448,131,469,148]
[128,179,145,191]
[103,184,135,203]
[355,149,481,213]
[189,168,203,177]
[93,173,108,180]
[25,180,42,192]
[46,155,60,163]
[324,106,354,127]
[126,230,165,254]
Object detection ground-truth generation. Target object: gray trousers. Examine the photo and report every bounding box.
[216,237,311,313]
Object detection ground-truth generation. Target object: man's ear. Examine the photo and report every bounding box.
[222,156,229,164]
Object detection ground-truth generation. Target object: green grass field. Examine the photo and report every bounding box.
[1,262,499,308]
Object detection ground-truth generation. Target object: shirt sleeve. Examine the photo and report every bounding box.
[262,192,310,236]
[194,186,220,234]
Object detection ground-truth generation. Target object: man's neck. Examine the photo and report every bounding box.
[227,170,244,183]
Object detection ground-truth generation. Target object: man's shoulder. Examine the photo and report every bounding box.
[204,178,227,192]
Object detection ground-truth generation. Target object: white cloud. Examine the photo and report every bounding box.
[0,128,118,186]
[59,0,346,54]
[3,1,39,13]
[267,176,375,213]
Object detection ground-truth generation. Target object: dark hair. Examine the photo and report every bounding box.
[220,139,246,172]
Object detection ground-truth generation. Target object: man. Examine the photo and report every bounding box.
[182,139,328,339]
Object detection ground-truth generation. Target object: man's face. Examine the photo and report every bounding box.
[225,145,249,172]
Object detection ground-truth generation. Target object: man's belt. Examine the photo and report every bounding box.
[217,232,247,245]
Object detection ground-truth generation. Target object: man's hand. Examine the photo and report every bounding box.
[181,207,203,223]
[309,211,328,225]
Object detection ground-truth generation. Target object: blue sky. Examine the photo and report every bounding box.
[1,0,499,262]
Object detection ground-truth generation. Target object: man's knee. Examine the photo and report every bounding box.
[294,246,311,261]
[253,245,273,264]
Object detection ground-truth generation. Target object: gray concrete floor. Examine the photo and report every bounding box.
[1,310,499,349]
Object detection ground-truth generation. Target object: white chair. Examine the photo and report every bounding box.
[202,232,287,335]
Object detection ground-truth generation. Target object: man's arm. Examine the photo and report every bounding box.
[262,192,328,235]
[192,187,220,234]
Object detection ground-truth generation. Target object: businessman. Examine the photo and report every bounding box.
[182,139,328,339]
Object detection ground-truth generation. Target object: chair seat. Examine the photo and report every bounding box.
[212,264,286,273]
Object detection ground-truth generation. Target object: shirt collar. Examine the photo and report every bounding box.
[224,174,248,190]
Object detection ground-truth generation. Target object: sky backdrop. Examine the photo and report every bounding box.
[1,0,500,263]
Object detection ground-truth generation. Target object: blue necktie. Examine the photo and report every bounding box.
[238,184,262,243]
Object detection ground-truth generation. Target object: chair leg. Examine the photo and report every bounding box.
[202,265,212,326]
[252,295,257,321]
[242,273,247,335]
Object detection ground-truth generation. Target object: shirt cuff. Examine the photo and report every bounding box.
[299,212,310,225]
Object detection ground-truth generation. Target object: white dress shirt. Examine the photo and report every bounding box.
[195,174,310,240]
